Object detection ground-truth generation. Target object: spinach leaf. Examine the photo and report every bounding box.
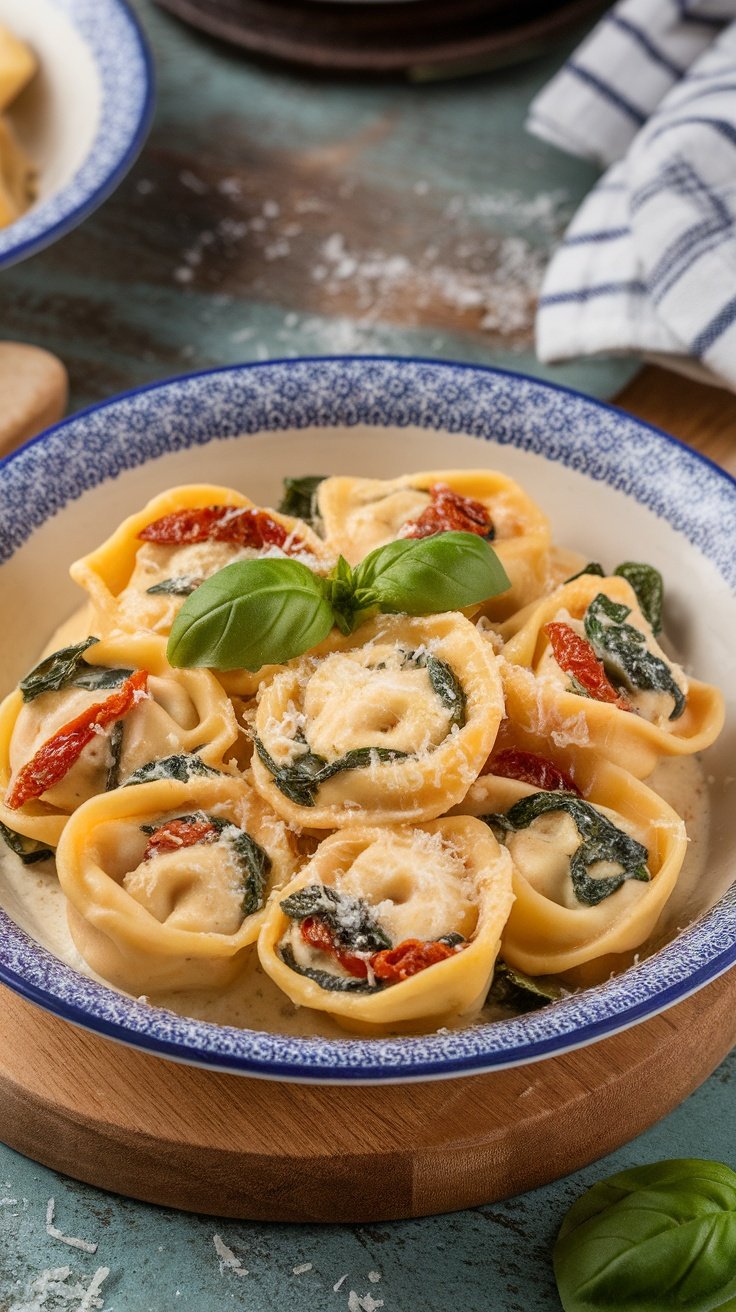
[584,593,685,720]
[71,666,134,692]
[278,945,383,992]
[554,1159,736,1312]
[277,475,326,525]
[483,792,650,907]
[403,649,466,728]
[614,562,664,635]
[106,721,125,791]
[254,736,410,808]
[353,531,510,618]
[167,558,334,672]
[488,961,565,1012]
[0,822,54,865]
[280,883,391,952]
[564,562,605,584]
[140,810,271,916]
[19,637,99,702]
[146,576,203,597]
[124,754,222,787]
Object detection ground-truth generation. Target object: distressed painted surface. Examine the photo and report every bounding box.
[0,0,635,410]
[0,1049,733,1310]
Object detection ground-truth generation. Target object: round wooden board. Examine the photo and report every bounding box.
[2,972,735,1222]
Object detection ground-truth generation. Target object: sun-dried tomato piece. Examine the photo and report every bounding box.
[482,747,581,795]
[138,505,304,554]
[545,621,631,711]
[6,670,149,810]
[400,484,495,541]
[143,817,220,861]
[301,917,369,979]
[371,937,459,983]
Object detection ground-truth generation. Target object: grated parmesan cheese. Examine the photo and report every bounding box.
[45,1200,98,1254]
[333,1274,348,1292]
[348,1293,384,1312]
[213,1233,248,1277]
[292,1262,313,1275]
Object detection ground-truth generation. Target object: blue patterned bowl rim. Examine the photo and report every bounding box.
[0,0,154,268]
[0,357,734,1083]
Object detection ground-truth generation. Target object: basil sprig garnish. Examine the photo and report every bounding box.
[584,593,685,720]
[19,637,133,701]
[554,1159,736,1312]
[280,884,391,953]
[255,736,409,808]
[0,821,54,866]
[484,792,650,907]
[141,811,271,916]
[124,753,222,787]
[277,475,325,525]
[564,560,664,634]
[167,532,510,672]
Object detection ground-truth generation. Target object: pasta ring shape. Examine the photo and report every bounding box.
[250,612,505,828]
[499,574,724,779]
[257,817,514,1031]
[70,483,333,639]
[57,773,297,994]
[452,729,687,977]
[0,632,239,847]
[317,469,551,620]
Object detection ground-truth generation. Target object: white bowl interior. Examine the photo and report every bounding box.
[0,0,99,203]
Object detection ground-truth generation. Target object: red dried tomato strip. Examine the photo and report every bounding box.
[6,670,149,810]
[482,748,581,795]
[139,505,304,554]
[371,938,460,983]
[544,621,631,711]
[143,817,220,862]
[300,917,369,979]
[400,484,494,541]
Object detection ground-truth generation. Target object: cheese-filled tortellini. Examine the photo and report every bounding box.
[0,116,34,228]
[70,483,334,638]
[500,574,724,778]
[251,612,504,828]
[316,469,551,620]
[0,25,36,110]
[258,817,514,1031]
[0,632,238,847]
[57,773,297,993]
[454,736,687,978]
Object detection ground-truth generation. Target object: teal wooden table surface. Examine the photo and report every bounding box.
[1,2,733,1309]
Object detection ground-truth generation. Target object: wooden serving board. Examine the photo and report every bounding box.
[1,970,735,1221]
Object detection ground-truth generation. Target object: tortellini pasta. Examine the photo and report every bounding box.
[0,24,36,229]
[57,772,297,993]
[500,574,724,778]
[454,733,687,977]
[258,817,514,1031]
[251,612,504,827]
[317,470,551,619]
[0,632,238,847]
[70,483,333,638]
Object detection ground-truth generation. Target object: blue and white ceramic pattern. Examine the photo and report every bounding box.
[0,0,153,269]
[0,358,734,1083]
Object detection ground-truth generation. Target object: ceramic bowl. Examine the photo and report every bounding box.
[0,358,733,1083]
[0,0,153,269]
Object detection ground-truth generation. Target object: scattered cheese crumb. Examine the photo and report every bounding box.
[333,1274,348,1292]
[45,1199,98,1254]
[348,1294,384,1312]
[213,1233,248,1277]
[293,1262,313,1275]
[78,1268,110,1312]
[8,1265,108,1312]
[368,1272,382,1283]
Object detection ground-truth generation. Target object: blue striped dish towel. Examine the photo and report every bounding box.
[528,1,736,390]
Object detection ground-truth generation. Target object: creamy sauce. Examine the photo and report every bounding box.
[0,755,713,1039]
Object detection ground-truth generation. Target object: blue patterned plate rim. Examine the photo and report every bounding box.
[0,356,733,1083]
[0,0,154,269]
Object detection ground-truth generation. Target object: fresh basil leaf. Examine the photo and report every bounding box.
[279,945,383,992]
[19,637,99,702]
[280,883,391,952]
[483,792,650,906]
[488,961,565,1012]
[0,821,54,865]
[585,593,685,720]
[352,532,510,617]
[146,576,203,597]
[106,721,124,791]
[167,558,334,672]
[277,475,326,525]
[554,1159,736,1312]
[564,562,605,584]
[124,754,221,787]
[614,562,664,635]
[403,648,466,728]
[254,736,410,808]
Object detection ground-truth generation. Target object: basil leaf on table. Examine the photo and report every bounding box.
[167,558,334,671]
[352,531,510,616]
[554,1159,736,1312]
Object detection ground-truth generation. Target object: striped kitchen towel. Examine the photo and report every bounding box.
[528,2,736,390]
